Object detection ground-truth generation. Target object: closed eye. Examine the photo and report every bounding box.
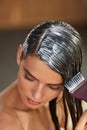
[23,67,64,90]
[24,73,35,81]
[47,84,63,90]
[24,67,36,81]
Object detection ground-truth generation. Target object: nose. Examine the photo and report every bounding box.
[32,82,45,101]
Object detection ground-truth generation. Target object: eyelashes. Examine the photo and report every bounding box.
[24,71,63,91]
[24,74,35,81]
[48,84,63,90]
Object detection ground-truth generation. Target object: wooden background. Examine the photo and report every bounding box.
[0,0,87,30]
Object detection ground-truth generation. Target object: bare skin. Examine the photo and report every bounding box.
[75,110,87,130]
[0,45,64,130]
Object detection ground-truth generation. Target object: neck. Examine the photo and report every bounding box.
[0,80,30,111]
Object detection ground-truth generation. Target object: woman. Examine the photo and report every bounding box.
[0,20,85,130]
[75,110,87,130]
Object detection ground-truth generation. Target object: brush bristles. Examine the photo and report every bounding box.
[65,72,85,92]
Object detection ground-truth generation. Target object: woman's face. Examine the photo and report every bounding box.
[17,46,64,109]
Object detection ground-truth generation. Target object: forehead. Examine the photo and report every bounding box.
[22,55,63,84]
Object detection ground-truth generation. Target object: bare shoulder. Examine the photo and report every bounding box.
[0,111,23,130]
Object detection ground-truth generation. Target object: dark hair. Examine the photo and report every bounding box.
[22,20,83,130]
[22,20,82,82]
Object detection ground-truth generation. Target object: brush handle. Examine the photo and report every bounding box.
[70,80,87,102]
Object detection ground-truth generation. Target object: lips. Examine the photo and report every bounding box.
[26,97,41,105]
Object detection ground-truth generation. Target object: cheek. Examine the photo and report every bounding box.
[17,73,29,95]
[17,73,36,96]
[45,90,62,102]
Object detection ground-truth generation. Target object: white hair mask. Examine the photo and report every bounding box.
[22,21,82,82]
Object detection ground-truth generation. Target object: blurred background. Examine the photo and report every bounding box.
[0,0,87,91]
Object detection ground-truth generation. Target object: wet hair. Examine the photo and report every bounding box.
[22,20,82,82]
[22,20,83,130]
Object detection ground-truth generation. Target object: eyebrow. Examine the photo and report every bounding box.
[24,67,63,86]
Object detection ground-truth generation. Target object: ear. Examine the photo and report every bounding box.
[17,44,23,66]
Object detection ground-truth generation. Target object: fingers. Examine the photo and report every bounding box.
[75,110,87,130]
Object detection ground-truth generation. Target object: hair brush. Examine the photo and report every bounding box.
[65,72,87,102]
